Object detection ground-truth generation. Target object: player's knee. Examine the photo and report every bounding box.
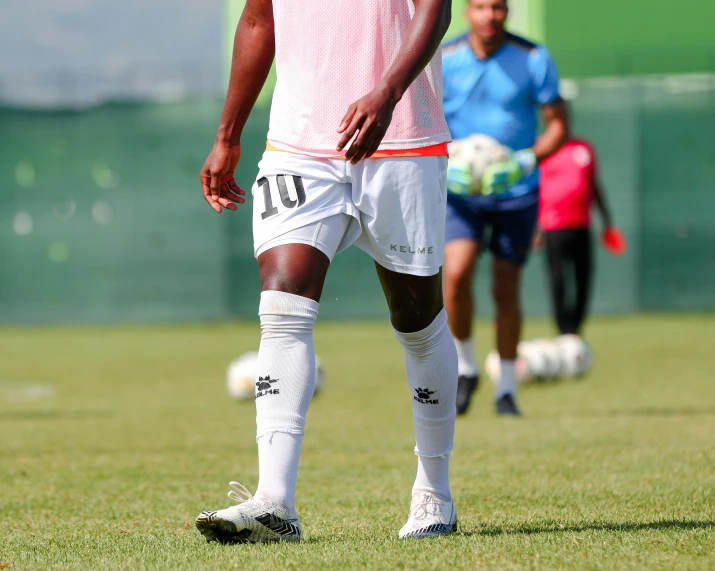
[492,274,519,311]
[260,268,322,299]
[258,245,330,301]
[259,291,319,337]
[443,265,472,302]
[389,291,443,333]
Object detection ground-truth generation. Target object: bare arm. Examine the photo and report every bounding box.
[216,0,275,145]
[380,0,452,106]
[592,176,613,228]
[533,101,569,162]
[200,0,275,213]
[336,0,452,163]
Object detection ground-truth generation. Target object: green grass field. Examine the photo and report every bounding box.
[1,315,713,570]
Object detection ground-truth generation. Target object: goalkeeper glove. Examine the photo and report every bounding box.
[481,149,537,197]
[447,162,475,195]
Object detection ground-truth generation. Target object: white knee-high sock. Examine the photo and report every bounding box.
[393,309,457,502]
[254,290,319,512]
[495,359,517,399]
[454,336,479,377]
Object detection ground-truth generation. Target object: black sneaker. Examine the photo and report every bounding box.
[495,393,522,416]
[456,374,479,415]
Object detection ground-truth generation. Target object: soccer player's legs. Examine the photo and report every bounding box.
[253,224,351,518]
[353,157,458,538]
[196,239,332,544]
[252,156,358,534]
[197,155,357,545]
[487,203,538,416]
[444,194,486,415]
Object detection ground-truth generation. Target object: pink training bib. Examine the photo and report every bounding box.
[267,0,451,157]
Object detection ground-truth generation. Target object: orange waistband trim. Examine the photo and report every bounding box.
[265,141,449,159]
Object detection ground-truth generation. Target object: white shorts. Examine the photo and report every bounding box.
[252,152,448,276]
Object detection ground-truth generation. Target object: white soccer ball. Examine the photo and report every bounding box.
[314,355,326,395]
[484,349,532,385]
[226,351,259,400]
[226,352,326,401]
[519,339,563,380]
[553,335,592,378]
[448,134,509,194]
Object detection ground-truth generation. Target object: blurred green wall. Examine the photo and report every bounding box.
[446,0,715,76]
[2,74,713,324]
[541,0,715,77]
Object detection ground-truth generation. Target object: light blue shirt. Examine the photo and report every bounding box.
[442,32,561,204]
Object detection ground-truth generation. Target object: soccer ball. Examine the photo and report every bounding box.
[484,349,532,385]
[226,352,326,401]
[518,339,563,380]
[448,134,509,194]
[553,335,592,378]
[226,352,259,400]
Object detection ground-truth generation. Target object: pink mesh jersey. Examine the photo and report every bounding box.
[267,0,451,157]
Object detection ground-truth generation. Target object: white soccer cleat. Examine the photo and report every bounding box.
[398,492,458,539]
[195,481,301,544]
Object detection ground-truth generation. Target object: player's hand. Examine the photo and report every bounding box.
[601,225,627,256]
[200,142,246,213]
[336,83,396,164]
[481,149,536,196]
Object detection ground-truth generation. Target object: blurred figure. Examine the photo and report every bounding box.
[441,0,568,416]
[536,135,620,336]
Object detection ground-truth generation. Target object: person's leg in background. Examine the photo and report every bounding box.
[544,229,571,335]
[442,195,485,415]
[488,203,538,416]
[570,227,593,335]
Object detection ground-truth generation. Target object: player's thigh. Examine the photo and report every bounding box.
[571,228,593,283]
[544,230,568,274]
[488,203,538,267]
[257,214,353,301]
[352,156,447,277]
[444,239,480,295]
[252,152,358,300]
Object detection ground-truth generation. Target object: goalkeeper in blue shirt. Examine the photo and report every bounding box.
[442,0,568,416]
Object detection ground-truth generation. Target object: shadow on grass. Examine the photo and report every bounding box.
[0,409,114,422]
[462,520,715,537]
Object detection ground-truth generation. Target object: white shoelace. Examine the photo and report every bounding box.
[227,481,253,504]
[411,493,444,521]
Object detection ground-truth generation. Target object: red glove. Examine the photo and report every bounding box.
[601,226,626,256]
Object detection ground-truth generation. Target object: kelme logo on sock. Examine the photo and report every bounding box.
[414,387,438,405]
[256,375,280,398]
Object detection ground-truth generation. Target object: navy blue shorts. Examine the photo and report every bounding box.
[445,194,538,266]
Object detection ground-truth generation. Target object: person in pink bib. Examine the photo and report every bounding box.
[194,0,459,544]
[537,135,619,336]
